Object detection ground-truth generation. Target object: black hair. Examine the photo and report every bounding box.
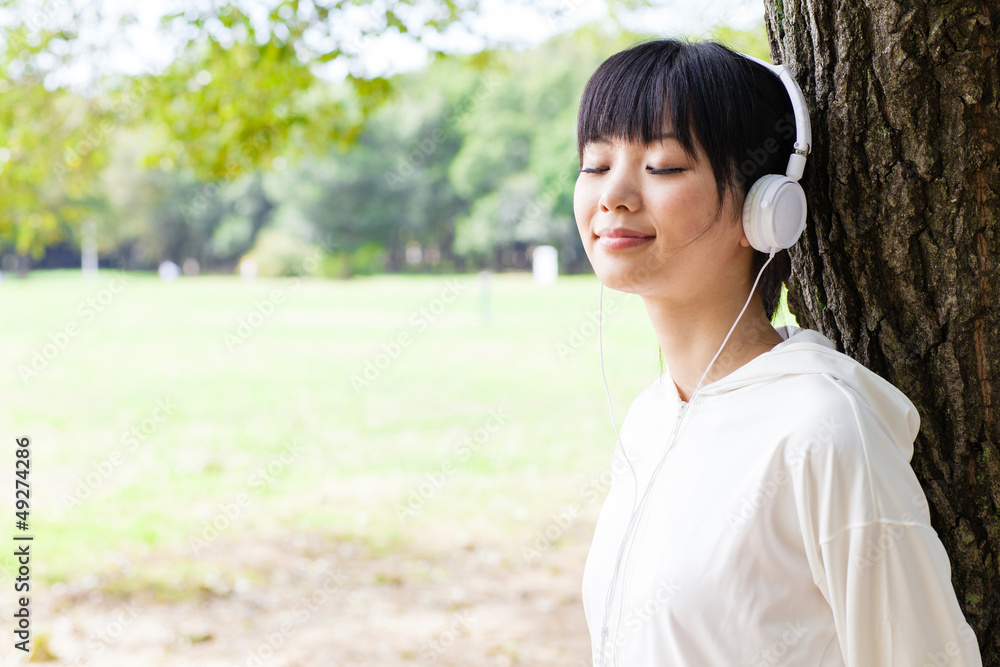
[576,39,798,319]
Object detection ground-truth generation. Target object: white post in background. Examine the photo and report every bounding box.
[81,220,98,279]
[239,256,258,280]
[532,245,558,286]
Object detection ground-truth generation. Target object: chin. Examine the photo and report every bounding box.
[584,239,665,291]
[591,263,653,295]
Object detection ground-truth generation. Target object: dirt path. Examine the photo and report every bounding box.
[11,521,596,666]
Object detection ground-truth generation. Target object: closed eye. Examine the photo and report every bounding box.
[647,167,684,175]
[579,166,608,174]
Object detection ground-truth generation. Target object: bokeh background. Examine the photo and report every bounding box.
[0,1,789,664]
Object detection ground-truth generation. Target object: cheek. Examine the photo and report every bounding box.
[649,179,723,238]
[573,177,596,236]
[646,190,705,238]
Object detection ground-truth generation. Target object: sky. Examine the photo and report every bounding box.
[3,0,767,89]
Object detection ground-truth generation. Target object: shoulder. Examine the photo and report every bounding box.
[779,373,867,441]
[768,372,931,539]
[746,341,920,463]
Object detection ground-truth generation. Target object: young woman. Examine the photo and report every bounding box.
[574,39,983,666]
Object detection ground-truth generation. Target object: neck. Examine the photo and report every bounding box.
[642,288,783,402]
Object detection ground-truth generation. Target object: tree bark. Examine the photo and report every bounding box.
[764,0,999,661]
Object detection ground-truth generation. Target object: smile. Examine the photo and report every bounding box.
[594,227,655,250]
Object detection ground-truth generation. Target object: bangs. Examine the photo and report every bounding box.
[576,40,761,203]
[576,42,698,162]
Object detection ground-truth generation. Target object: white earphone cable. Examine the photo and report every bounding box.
[597,283,639,664]
[692,251,776,396]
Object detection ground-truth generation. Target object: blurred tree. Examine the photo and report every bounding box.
[94,123,279,270]
[110,0,480,180]
[0,25,121,260]
[0,0,469,261]
[710,23,770,59]
[0,0,767,273]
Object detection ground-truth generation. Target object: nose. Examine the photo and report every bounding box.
[598,167,641,213]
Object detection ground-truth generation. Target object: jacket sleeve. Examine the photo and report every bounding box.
[789,378,983,666]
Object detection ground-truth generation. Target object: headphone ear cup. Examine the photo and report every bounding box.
[742,174,808,254]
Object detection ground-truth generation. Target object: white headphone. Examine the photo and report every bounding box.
[739,54,812,254]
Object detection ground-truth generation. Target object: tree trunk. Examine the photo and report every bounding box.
[764,0,999,661]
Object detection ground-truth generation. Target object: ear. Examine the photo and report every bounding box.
[738,223,752,248]
[732,191,752,248]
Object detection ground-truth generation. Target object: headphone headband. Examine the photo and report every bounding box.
[738,53,812,181]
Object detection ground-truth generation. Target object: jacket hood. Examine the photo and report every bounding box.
[665,326,920,458]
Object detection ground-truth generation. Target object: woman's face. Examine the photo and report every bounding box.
[573,133,752,300]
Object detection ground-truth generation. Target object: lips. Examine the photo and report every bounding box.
[595,227,655,250]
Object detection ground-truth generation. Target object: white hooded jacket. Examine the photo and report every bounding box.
[582,326,983,666]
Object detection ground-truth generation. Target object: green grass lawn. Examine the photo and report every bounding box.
[1,270,675,590]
